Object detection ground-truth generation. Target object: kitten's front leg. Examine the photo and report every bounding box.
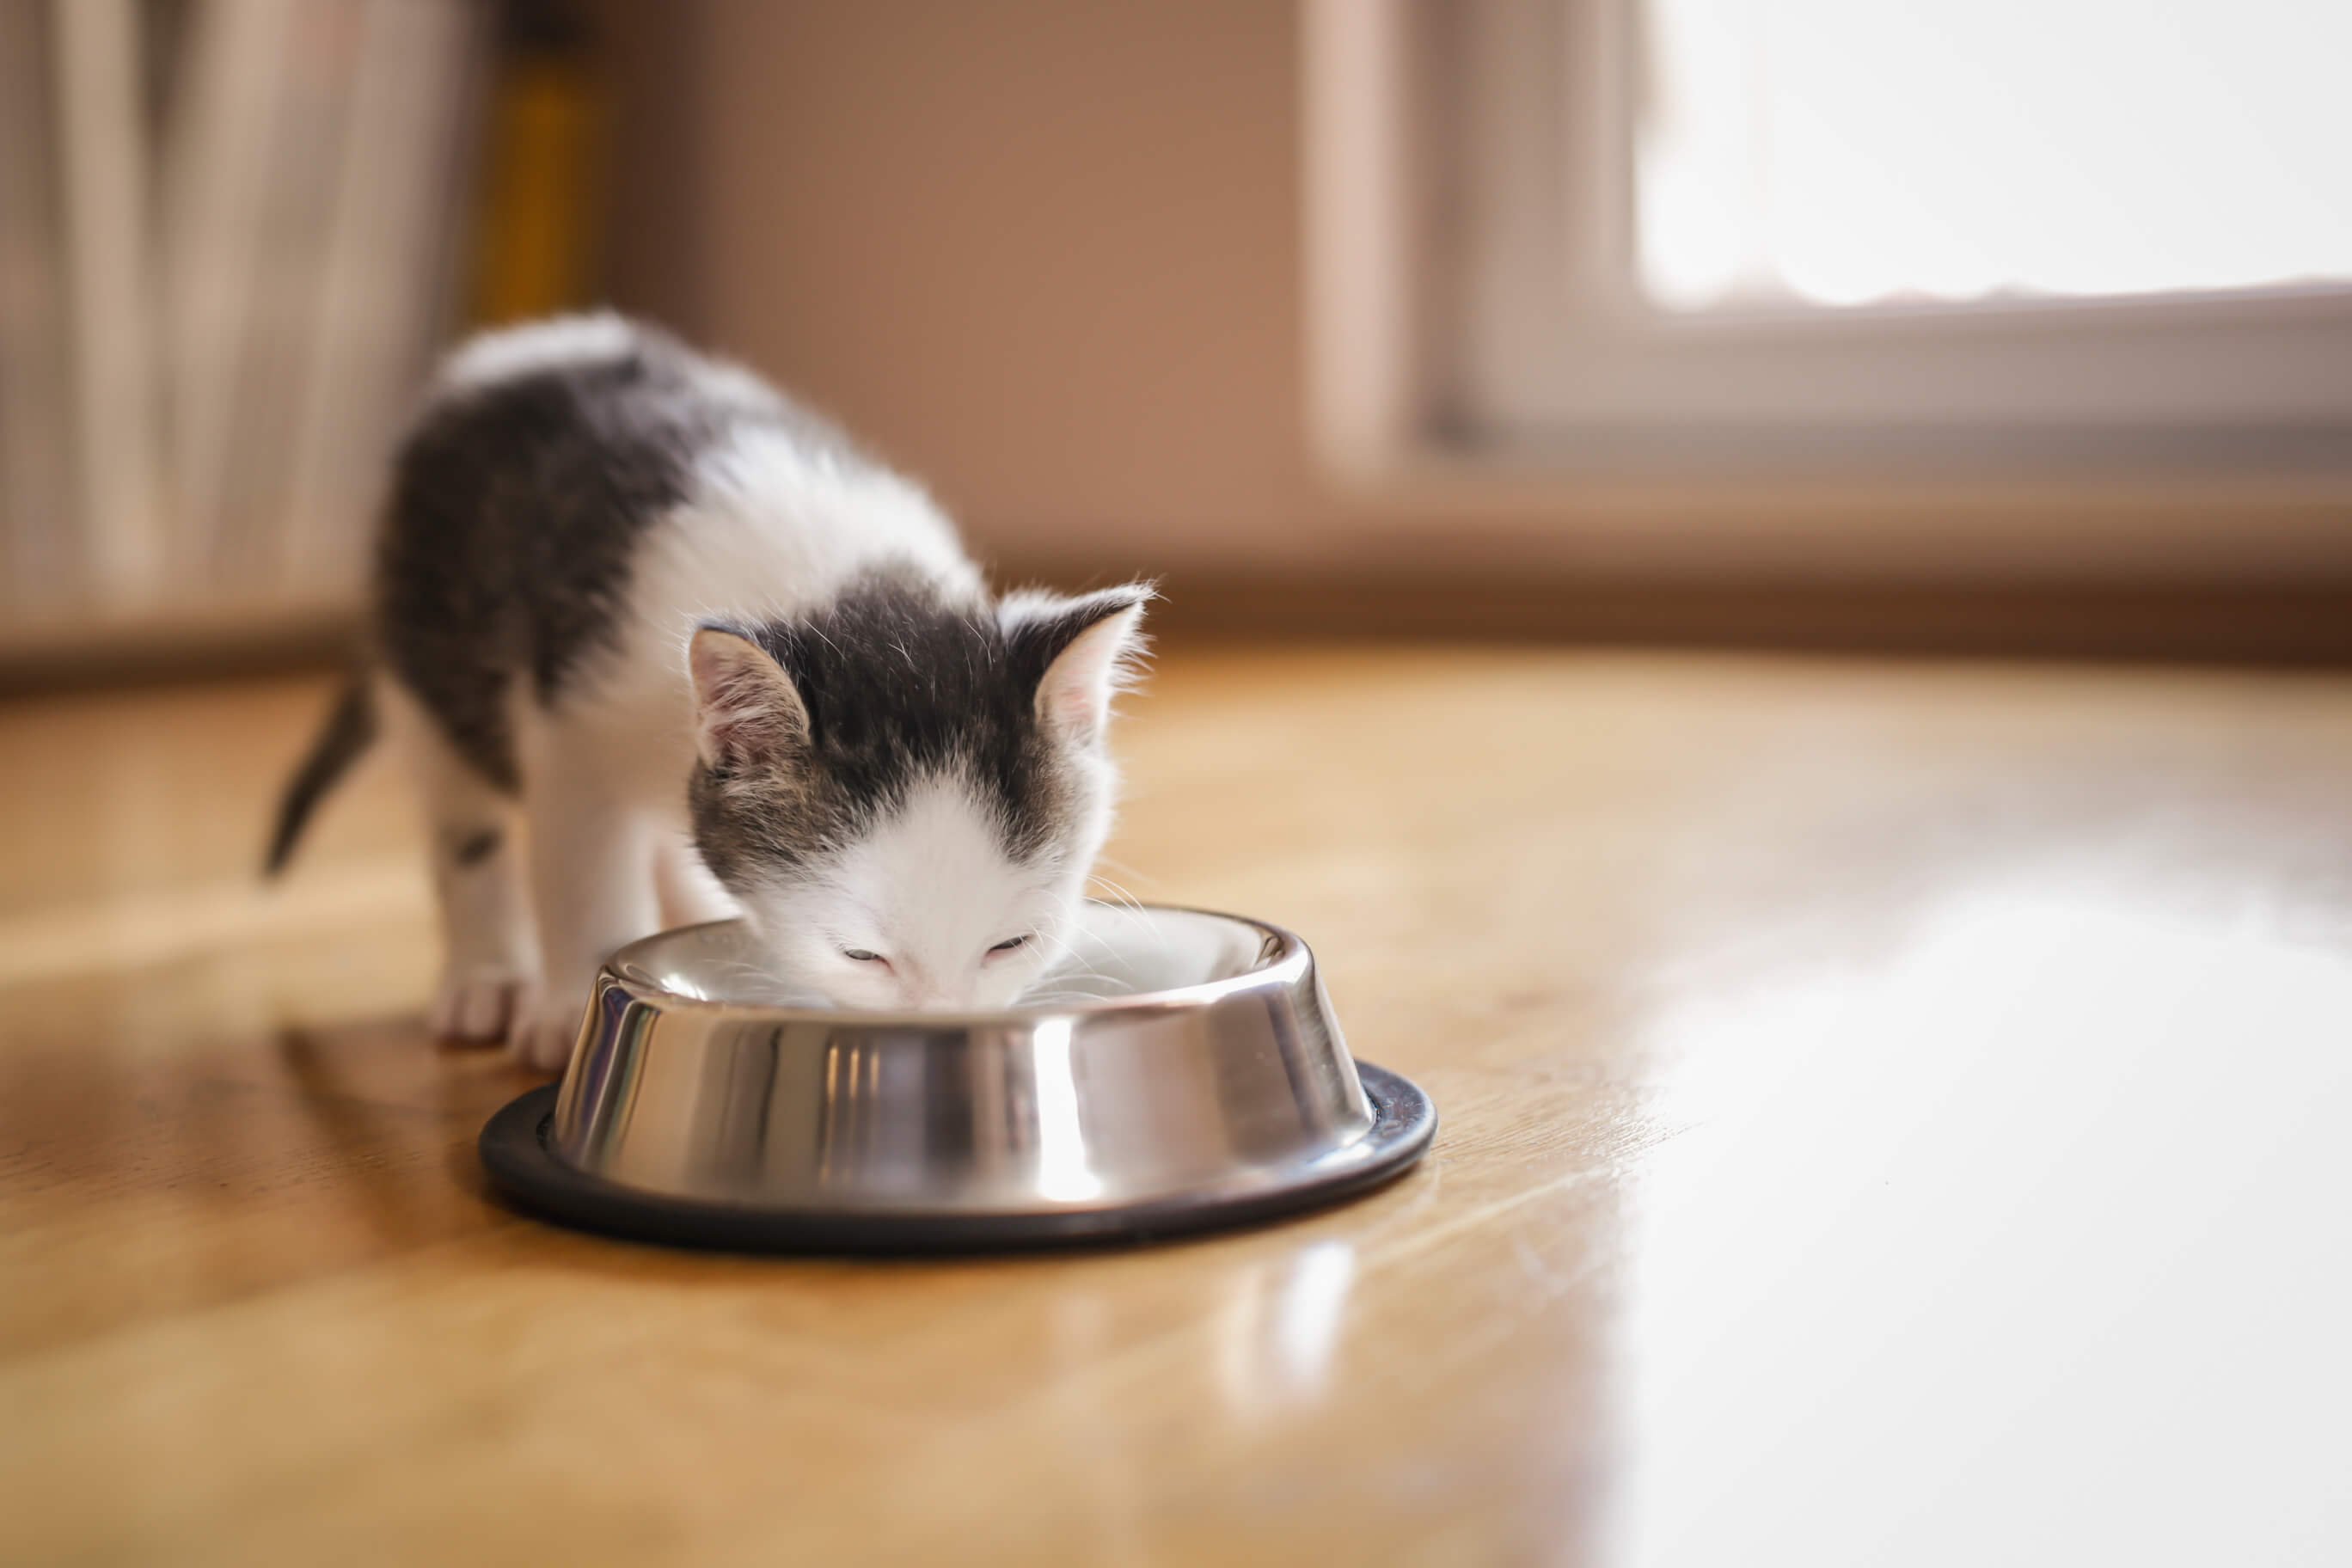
[422,804,539,1043]
[513,754,662,1072]
[378,677,542,1044]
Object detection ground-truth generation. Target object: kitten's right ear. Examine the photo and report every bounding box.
[688,627,810,770]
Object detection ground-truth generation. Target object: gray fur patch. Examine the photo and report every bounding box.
[689,572,1148,892]
[374,322,862,791]
[450,827,503,867]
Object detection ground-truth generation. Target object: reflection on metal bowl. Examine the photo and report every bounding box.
[478,903,1436,1252]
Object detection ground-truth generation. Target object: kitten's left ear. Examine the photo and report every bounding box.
[1002,583,1155,745]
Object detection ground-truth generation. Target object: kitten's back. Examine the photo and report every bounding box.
[376,314,965,789]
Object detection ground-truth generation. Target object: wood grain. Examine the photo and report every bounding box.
[3,647,2349,1565]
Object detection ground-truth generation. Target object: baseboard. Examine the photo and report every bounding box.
[0,597,362,696]
[6,573,2349,699]
[1003,565,2352,668]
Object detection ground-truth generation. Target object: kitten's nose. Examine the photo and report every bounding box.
[890,958,980,1010]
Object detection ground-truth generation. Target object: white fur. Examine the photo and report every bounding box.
[434,311,639,393]
[401,319,1129,1067]
[585,422,981,730]
[377,675,541,1044]
[734,773,1074,1012]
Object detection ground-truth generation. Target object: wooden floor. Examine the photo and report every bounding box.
[4,644,2349,1566]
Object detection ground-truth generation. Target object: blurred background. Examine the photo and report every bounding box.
[3,0,2349,683]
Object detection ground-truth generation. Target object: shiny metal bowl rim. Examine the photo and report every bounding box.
[600,901,1307,1021]
[483,901,1439,1251]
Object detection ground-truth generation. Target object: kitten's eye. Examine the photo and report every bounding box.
[987,934,1032,954]
[842,948,885,964]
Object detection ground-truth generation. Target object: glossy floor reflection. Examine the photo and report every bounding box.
[2,646,2349,1565]
[1619,877,2352,1567]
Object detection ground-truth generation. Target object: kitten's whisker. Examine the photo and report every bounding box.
[1030,929,1124,995]
[1091,854,1161,889]
[1037,936,1120,985]
[1085,873,1146,915]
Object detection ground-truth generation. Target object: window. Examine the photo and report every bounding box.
[1636,0,2352,314]
[1304,0,2352,572]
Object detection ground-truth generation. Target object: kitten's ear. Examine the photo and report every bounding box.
[1002,583,1155,745]
[688,626,810,769]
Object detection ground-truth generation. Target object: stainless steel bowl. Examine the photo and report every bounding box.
[478,903,1435,1251]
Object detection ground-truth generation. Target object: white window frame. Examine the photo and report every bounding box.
[1302,0,2352,578]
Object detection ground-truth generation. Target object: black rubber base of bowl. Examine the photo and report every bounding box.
[477,1063,1436,1255]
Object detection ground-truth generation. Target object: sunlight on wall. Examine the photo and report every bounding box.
[1638,0,2352,310]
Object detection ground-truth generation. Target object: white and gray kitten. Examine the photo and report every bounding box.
[269,313,1151,1069]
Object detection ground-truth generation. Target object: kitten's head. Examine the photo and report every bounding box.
[684,576,1152,1011]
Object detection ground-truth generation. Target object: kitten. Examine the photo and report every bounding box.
[267,313,1151,1069]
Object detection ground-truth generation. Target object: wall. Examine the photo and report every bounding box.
[605,0,1355,580]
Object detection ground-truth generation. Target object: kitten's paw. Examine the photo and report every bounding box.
[508,995,587,1074]
[429,970,534,1044]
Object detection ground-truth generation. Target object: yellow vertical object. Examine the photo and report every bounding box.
[467,55,601,326]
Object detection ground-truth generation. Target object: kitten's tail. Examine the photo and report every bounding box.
[264,674,377,876]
